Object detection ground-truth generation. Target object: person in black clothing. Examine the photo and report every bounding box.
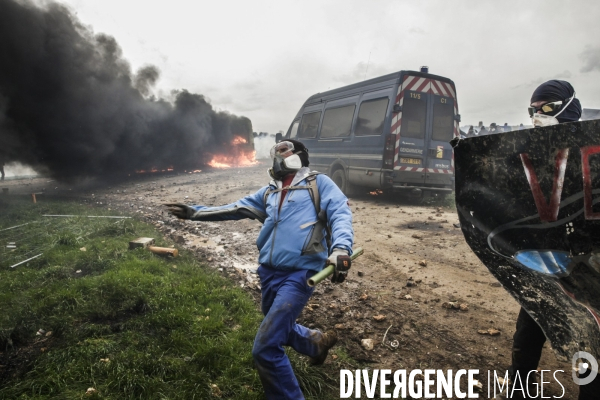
[509,79,599,399]
[467,125,475,137]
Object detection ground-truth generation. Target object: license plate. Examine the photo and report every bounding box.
[400,158,421,165]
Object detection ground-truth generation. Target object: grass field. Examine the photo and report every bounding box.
[0,196,335,399]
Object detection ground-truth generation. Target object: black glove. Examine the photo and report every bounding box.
[327,248,351,283]
[164,203,196,220]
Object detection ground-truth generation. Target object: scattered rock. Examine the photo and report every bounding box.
[442,301,460,310]
[79,247,86,252]
[86,388,97,396]
[359,293,369,301]
[478,328,501,336]
[361,338,374,351]
[373,315,386,321]
[418,260,427,267]
[173,235,186,244]
[407,224,416,229]
[357,271,364,277]
[411,233,423,239]
[335,323,346,330]
[404,294,413,300]
[459,304,469,312]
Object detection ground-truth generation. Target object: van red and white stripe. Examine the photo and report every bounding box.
[392,74,459,171]
[395,166,454,174]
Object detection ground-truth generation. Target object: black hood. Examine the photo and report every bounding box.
[530,80,582,123]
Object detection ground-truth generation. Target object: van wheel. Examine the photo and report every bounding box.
[331,169,347,193]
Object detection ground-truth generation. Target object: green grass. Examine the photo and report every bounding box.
[0,197,340,399]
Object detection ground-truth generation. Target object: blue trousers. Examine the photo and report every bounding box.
[252,265,324,400]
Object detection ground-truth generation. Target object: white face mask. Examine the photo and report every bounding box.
[531,113,559,127]
[282,153,302,169]
[531,93,576,127]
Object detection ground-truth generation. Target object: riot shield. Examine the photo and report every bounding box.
[453,120,600,362]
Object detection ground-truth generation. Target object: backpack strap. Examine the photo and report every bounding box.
[305,174,332,250]
[262,172,332,251]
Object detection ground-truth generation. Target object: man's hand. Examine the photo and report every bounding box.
[328,248,351,283]
[164,203,196,220]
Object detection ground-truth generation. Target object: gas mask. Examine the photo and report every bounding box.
[268,141,303,179]
[530,93,576,127]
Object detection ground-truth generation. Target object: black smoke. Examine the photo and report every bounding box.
[0,0,252,181]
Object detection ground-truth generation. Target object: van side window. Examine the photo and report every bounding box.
[320,104,356,138]
[288,120,299,139]
[432,98,454,141]
[355,98,389,136]
[401,94,426,139]
[298,111,322,138]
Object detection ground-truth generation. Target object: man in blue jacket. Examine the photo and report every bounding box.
[167,139,354,399]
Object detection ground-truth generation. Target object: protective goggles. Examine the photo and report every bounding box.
[527,93,575,117]
[270,141,295,159]
[528,100,563,117]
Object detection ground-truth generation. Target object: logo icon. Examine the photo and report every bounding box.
[572,351,598,385]
[436,146,443,159]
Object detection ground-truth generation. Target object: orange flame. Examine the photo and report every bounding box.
[369,189,384,196]
[232,136,248,145]
[207,135,258,169]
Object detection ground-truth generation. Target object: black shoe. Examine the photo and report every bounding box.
[309,330,338,365]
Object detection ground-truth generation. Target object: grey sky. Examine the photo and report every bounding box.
[60,0,600,133]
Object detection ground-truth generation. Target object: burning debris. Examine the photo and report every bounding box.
[0,0,255,182]
[208,136,258,169]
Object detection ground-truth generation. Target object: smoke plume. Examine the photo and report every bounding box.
[0,0,252,181]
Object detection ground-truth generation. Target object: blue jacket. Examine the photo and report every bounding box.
[190,167,354,272]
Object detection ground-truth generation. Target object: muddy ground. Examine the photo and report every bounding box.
[2,164,578,398]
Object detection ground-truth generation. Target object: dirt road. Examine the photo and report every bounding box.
[3,164,577,398]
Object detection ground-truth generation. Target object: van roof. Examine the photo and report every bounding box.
[304,70,455,106]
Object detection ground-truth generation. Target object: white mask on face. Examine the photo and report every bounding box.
[531,93,576,127]
[532,113,559,127]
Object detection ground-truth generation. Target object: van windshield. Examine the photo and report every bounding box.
[401,95,426,139]
[432,98,454,141]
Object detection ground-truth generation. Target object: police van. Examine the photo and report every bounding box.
[279,68,459,199]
